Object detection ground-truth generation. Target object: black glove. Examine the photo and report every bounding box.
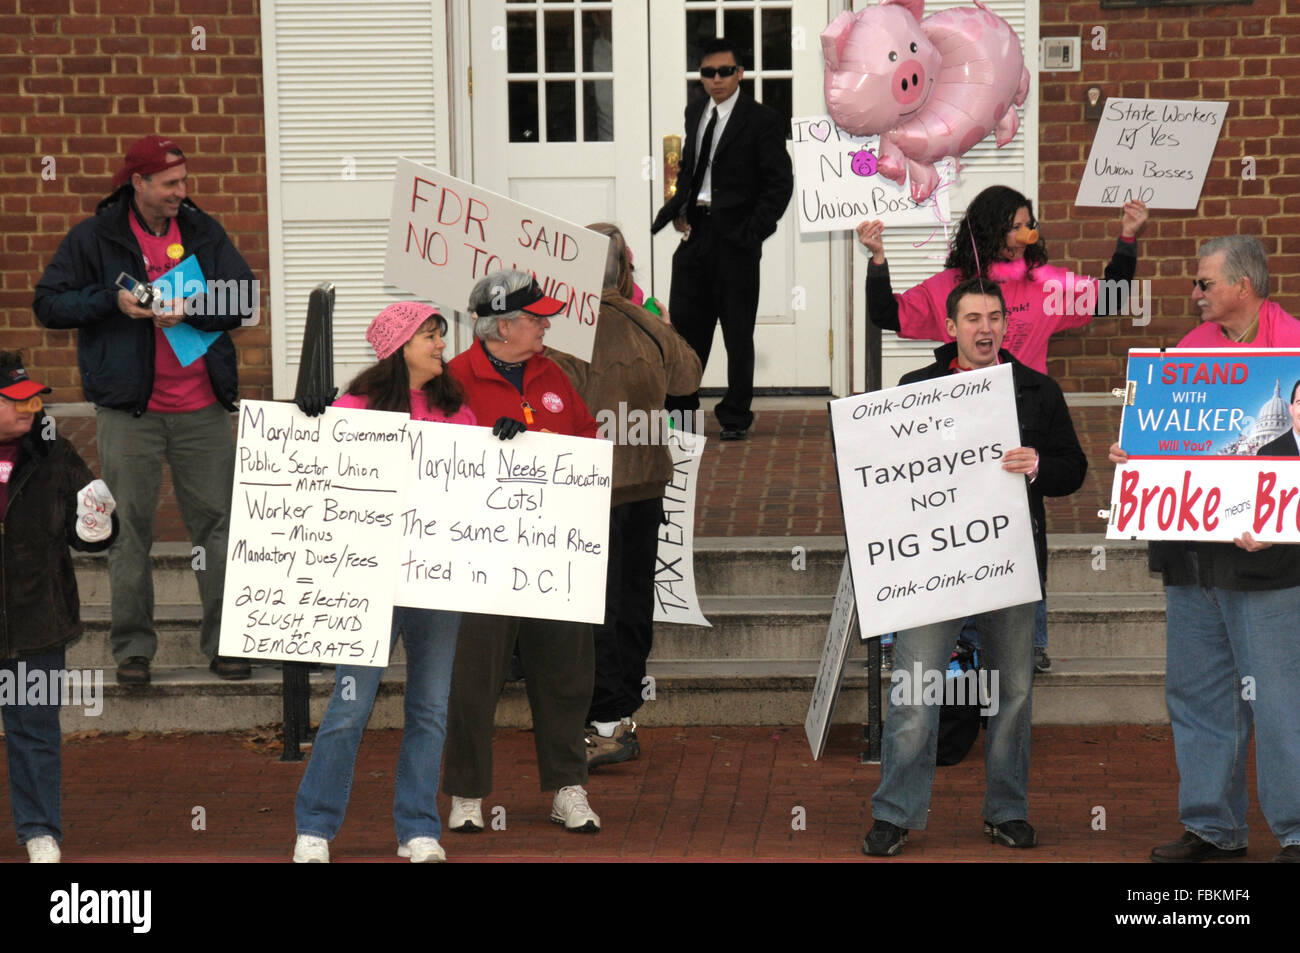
[294,388,336,418]
[492,416,527,440]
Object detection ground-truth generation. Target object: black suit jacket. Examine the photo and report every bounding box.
[651,90,793,248]
[1260,429,1299,457]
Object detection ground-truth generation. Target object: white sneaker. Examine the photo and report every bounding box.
[448,796,484,833]
[26,836,60,863]
[292,834,329,863]
[550,785,600,833]
[398,836,447,863]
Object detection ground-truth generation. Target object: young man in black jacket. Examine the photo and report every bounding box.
[864,279,1087,857]
[33,136,256,685]
[0,352,118,862]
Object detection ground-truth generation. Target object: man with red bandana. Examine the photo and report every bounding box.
[33,135,257,685]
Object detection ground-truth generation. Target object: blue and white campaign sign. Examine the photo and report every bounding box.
[830,364,1040,638]
[1116,349,1300,457]
[1108,349,1300,543]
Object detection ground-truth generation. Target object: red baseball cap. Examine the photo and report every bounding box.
[0,356,52,401]
[113,135,187,187]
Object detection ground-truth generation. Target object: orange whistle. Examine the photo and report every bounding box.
[522,402,535,425]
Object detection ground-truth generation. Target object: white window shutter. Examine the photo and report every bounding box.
[262,0,450,398]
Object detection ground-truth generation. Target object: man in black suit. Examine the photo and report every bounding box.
[651,37,793,441]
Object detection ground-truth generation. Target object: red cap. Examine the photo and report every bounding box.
[113,135,187,187]
[0,356,52,401]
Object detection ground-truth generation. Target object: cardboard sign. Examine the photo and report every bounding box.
[791,115,954,233]
[385,158,610,361]
[1107,349,1300,542]
[805,559,859,760]
[653,429,710,627]
[395,424,613,625]
[220,401,413,667]
[1116,349,1300,456]
[1075,98,1227,209]
[830,365,1041,637]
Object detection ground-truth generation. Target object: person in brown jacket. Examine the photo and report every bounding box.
[548,224,703,766]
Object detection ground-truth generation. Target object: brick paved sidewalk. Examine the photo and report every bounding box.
[0,723,1276,864]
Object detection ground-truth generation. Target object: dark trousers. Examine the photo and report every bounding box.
[443,613,594,797]
[665,212,761,431]
[588,497,663,723]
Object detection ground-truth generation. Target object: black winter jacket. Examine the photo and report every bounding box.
[900,345,1088,587]
[1,414,118,659]
[32,186,254,414]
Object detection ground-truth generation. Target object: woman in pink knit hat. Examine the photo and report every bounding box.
[292,302,473,864]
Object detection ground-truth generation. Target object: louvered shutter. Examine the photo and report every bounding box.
[848,0,1039,388]
[262,0,451,397]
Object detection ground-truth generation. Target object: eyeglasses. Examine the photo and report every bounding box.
[0,395,42,413]
[699,65,739,79]
[1192,279,1218,292]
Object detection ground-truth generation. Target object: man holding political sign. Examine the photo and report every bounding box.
[1109,236,1300,864]
[443,269,608,835]
[864,278,1086,857]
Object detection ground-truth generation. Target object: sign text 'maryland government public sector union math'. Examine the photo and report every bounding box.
[830,364,1041,638]
[1108,348,1300,543]
[384,157,610,362]
[1075,98,1227,210]
[395,423,613,626]
[219,401,412,668]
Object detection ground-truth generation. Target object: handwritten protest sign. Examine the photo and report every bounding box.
[830,365,1040,637]
[385,158,610,362]
[395,424,613,624]
[805,559,859,760]
[653,429,710,627]
[219,401,412,667]
[791,116,954,233]
[1075,98,1227,209]
[1107,349,1300,542]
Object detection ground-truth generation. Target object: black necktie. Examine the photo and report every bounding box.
[687,106,717,210]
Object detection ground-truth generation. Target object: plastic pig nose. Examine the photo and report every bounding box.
[1014,227,1039,245]
[892,60,926,105]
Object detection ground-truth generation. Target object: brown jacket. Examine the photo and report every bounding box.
[548,291,703,507]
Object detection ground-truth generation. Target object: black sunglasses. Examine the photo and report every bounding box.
[1192,279,1219,292]
[699,65,739,79]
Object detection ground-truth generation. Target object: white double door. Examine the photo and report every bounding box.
[468,0,834,393]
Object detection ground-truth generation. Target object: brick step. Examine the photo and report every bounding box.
[67,591,1167,671]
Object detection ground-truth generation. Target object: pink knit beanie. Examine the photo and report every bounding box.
[366,301,440,360]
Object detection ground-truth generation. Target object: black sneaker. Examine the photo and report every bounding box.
[1034,647,1051,673]
[115,656,151,686]
[1150,831,1246,863]
[984,819,1037,848]
[1273,845,1300,863]
[862,819,908,856]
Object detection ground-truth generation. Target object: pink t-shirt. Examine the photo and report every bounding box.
[332,390,477,426]
[128,213,218,414]
[0,439,19,516]
[1176,299,1300,348]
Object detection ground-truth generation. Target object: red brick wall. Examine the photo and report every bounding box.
[1039,0,1300,392]
[0,0,270,398]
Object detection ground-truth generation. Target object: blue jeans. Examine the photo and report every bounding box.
[960,598,1047,651]
[295,607,459,844]
[1,647,64,845]
[872,601,1035,830]
[1165,585,1300,849]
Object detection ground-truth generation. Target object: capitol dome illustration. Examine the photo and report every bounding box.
[1223,379,1292,454]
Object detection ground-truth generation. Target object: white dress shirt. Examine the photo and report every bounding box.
[693,86,740,206]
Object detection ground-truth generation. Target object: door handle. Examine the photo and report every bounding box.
[662,134,681,204]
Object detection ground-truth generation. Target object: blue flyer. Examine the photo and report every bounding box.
[155,256,220,367]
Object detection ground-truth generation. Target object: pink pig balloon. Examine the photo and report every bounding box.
[821,0,1029,203]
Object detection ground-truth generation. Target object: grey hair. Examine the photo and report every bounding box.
[1198,236,1270,298]
[467,268,535,341]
